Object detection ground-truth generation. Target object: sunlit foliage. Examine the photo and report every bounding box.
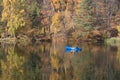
[0,0,119,40]
[50,12,63,34]
[2,0,26,37]
[117,25,120,33]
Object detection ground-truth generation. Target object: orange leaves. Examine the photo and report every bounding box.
[50,12,62,33]
[52,12,61,22]
[52,0,61,10]
[52,0,59,3]
[51,12,62,28]
[51,12,60,25]
[75,0,82,3]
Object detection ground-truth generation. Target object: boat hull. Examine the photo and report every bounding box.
[65,46,82,52]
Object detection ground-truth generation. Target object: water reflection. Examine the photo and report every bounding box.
[0,42,119,80]
[1,45,24,80]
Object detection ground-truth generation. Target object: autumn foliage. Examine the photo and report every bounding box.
[0,0,120,41]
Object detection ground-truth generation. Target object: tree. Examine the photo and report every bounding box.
[92,0,120,29]
[26,0,41,28]
[2,0,26,37]
[73,0,93,38]
[75,0,93,31]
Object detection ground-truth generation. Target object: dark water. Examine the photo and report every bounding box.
[0,42,120,80]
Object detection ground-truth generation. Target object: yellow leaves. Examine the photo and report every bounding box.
[39,27,44,34]
[117,25,120,37]
[117,25,120,33]
[6,13,26,35]
[19,9,25,14]
[2,0,26,36]
[3,0,9,7]
[52,0,59,2]
[51,12,62,33]
[51,12,61,25]
[52,0,61,9]
[1,11,8,21]
[52,12,61,22]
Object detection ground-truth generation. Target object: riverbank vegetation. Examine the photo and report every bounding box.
[0,0,120,43]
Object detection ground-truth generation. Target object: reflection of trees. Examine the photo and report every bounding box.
[0,42,120,80]
[39,42,51,80]
[50,42,65,72]
[72,52,95,80]
[92,44,120,80]
[72,43,120,80]
[0,43,47,80]
[50,42,66,80]
[50,54,60,71]
[115,46,120,80]
[16,42,51,80]
[1,47,24,80]
[50,42,79,80]
[23,53,41,80]
[50,50,63,80]
[116,46,120,63]
[16,43,46,80]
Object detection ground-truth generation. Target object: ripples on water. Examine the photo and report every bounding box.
[0,42,120,80]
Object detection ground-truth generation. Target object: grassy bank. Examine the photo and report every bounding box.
[106,37,120,46]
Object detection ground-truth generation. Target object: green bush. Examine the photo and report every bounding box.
[106,37,120,46]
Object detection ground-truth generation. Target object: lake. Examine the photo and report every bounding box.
[0,42,120,80]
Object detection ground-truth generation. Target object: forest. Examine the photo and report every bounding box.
[0,0,120,43]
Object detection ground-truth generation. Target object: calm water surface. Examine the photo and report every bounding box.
[0,42,120,80]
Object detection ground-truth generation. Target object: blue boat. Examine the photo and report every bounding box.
[65,46,82,53]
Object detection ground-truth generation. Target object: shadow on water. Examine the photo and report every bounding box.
[0,42,120,80]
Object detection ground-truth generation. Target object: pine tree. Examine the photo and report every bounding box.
[26,0,40,28]
[75,0,93,31]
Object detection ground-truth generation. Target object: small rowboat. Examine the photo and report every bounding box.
[65,46,82,52]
